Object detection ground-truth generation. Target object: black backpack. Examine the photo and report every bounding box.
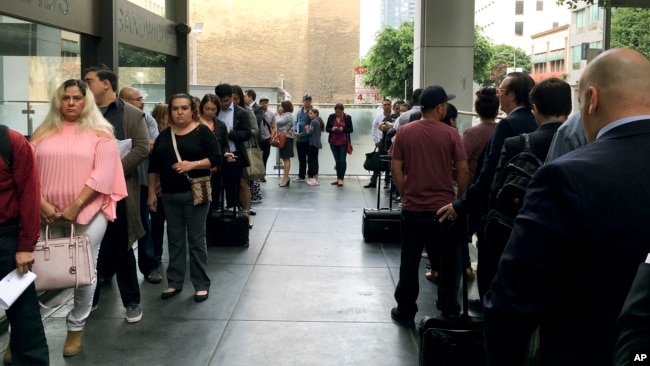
[484,134,543,244]
[0,125,12,173]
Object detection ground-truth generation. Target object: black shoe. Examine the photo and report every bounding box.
[390,307,415,328]
[260,178,266,182]
[363,183,377,188]
[436,300,461,317]
[194,291,209,303]
[161,288,182,300]
[249,209,256,216]
[145,269,162,284]
[468,299,483,313]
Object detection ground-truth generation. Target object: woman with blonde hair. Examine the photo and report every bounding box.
[31,79,127,357]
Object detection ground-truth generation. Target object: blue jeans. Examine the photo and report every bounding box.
[330,144,347,180]
[0,220,49,365]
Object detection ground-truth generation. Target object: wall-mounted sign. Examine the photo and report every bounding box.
[116,0,177,56]
[0,0,97,35]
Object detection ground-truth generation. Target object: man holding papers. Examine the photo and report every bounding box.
[0,125,49,365]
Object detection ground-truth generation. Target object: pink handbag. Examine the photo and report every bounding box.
[32,224,96,291]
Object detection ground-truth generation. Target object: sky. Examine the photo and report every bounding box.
[359,0,382,59]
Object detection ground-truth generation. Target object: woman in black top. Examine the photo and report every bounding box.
[148,93,222,303]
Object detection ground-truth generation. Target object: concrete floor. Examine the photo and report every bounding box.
[1,175,479,366]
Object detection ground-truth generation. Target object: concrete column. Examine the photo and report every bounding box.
[414,0,475,114]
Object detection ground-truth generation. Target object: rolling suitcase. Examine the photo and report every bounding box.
[362,156,401,243]
[418,237,486,366]
[207,175,249,247]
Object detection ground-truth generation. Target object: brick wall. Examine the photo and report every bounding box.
[190,0,360,104]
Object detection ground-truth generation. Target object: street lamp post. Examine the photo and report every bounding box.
[192,22,204,85]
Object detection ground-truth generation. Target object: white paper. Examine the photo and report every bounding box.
[117,139,132,159]
[0,269,37,309]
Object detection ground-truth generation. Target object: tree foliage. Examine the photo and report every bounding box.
[556,0,596,9]
[475,44,531,87]
[119,43,166,67]
[474,27,493,85]
[360,21,414,99]
[611,8,650,58]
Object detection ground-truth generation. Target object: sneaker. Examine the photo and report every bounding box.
[306,178,320,186]
[260,177,267,182]
[125,305,142,323]
[390,307,415,328]
[146,269,162,284]
[291,177,305,182]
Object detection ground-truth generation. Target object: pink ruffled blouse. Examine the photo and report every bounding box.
[33,122,127,224]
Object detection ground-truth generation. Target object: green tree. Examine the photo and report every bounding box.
[360,21,414,99]
[474,27,494,85]
[119,43,166,67]
[611,8,650,58]
[556,0,595,9]
[476,44,531,87]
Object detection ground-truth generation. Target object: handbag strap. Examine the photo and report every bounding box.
[170,128,182,163]
[170,128,194,182]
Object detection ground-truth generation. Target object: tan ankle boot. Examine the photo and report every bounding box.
[3,347,11,365]
[63,330,83,357]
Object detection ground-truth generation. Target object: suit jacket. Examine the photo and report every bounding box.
[615,262,650,366]
[453,107,537,215]
[229,105,254,167]
[489,121,563,205]
[483,119,650,366]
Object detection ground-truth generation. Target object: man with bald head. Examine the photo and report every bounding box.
[483,48,650,365]
[119,86,162,283]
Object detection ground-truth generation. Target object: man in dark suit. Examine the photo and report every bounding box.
[438,72,538,302]
[479,79,570,298]
[215,84,254,216]
[482,48,650,365]
[615,255,650,365]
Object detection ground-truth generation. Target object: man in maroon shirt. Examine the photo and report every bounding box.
[390,86,469,326]
[0,125,49,365]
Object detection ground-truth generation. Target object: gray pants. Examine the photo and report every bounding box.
[162,191,210,292]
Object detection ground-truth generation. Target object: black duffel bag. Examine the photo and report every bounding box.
[364,149,382,171]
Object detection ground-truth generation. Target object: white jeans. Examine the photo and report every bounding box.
[41,213,107,331]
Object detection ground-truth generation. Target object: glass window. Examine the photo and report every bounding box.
[537,1,544,11]
[589,5,600,23]
[515,1,524,15]
[576,9,585,28]
[515,22,524,36]
[127,0,165,17]
[572,45,582,70]
[0,16,80,135]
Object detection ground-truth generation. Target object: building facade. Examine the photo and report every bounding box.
[0,0,190,135]
[475,0,570,53]
[189,0,360,104]
[381,0,414,28]
[529,24,569,83]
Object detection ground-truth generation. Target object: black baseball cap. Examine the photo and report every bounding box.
[302,94,312,100]
[420,85,456,109]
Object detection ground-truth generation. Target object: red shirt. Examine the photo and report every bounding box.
[391,119,467,211]
[0,129,41,252]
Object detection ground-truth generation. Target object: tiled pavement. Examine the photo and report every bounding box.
[0,175,479,366]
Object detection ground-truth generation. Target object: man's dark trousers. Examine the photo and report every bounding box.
[0,221,49,365]
[394,210,461,317]
[94,200,140,307]
[137,185,158,276]
[296,140,309,179]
